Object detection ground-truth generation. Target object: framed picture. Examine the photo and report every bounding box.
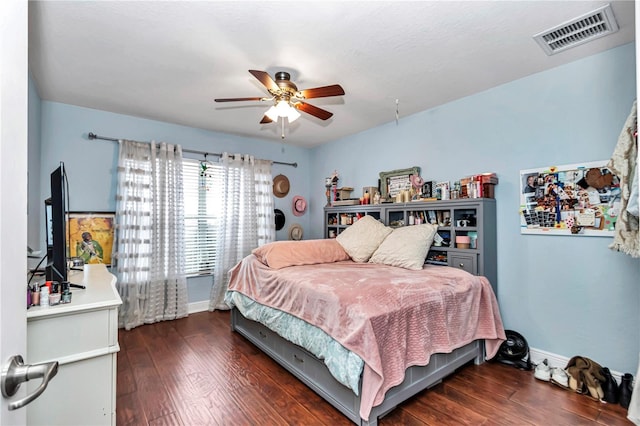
[519,161,619,236]
[379,166,421,200]
[435,181,450,199]
[67,212,116,265]
[422,181,434,198]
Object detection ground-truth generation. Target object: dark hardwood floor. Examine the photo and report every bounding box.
[116,311,632,425]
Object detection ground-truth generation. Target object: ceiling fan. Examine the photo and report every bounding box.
[214,70,345,124]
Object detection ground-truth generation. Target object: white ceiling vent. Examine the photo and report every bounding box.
[533,4,619,56]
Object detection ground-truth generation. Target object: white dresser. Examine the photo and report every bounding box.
[26,264,122,426]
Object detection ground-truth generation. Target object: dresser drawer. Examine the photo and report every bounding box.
[27,307,117,363]
[449,253,477,275]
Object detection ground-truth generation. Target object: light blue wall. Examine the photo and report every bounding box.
[310,43,640,374]
[32,102,311,303]
[29,42,639,374]
[27,75,42,252]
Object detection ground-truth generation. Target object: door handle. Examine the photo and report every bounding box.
[1,355,58,410]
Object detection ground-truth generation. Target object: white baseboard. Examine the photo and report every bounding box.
[529,347,570,370]
[530,347,624,383]
[188,300,210,314]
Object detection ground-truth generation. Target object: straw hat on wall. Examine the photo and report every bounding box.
[273,174,290,198]
[288,223,303,240]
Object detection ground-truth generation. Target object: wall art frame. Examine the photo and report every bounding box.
[379,166,421,201]
[67,211,116,265]
[519,160,620,237]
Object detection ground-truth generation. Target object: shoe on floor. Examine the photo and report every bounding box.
[550,367,570,389]
[619,373,634,408]
[582,367,605,401]
[534,359,551,381]
[566,365,586,393]
[601,367,619,403]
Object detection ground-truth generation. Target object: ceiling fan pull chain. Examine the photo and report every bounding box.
[396,99,400,125]
[281,119,285,139]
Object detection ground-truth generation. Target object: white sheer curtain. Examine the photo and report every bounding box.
[209,153,274,310]
[255,159,276,247]
[115,139,189,330]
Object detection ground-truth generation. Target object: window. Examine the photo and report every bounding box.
[182,158,222,276]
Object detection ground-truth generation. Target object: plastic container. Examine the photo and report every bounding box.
[40,286,50,307]
[455,235,471,249]
[49,292,61,305]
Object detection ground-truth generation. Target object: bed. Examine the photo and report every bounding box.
[225,220,505,426]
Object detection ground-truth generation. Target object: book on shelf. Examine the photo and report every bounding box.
[332,199,360,206]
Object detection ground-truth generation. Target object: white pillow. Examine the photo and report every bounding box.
[336,215,392,262]
[369,223,438,270]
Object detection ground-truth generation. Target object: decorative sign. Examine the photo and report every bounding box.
[519,161,619,236]
[379,167,420,200]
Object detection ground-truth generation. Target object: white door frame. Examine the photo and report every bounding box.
[1,1,29,424]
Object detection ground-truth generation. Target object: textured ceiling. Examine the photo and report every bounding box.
[28,1,635,148]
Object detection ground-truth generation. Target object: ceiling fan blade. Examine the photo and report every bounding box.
[214,97,264,102]
[295,101,333,120]
[298,84,345,99]
[249,70,279,92]
[260,115,273,124]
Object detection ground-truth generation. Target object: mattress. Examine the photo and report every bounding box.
[225,290,364,393]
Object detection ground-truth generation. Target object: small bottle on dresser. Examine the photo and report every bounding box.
[60,282,72,304]
[40,285,49,307]
[31,283,40,306]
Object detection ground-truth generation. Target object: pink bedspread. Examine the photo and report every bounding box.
[227,255,505,421]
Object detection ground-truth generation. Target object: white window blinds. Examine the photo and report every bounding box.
[182,158,223,275]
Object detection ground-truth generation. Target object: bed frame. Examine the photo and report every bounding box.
[231,308,485,426]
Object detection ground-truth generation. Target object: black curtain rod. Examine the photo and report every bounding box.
[87,132,298,168]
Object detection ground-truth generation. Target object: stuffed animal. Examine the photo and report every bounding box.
[585,168,613,189]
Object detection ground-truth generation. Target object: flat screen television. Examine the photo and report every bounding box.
[45,162,68,283]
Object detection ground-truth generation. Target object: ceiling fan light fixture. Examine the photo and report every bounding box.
[286,105,300,123]
[265,105,279,122]
[215,70,344,126]
[266,100,300,123]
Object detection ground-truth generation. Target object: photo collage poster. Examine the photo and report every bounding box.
[520,161,620,236]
